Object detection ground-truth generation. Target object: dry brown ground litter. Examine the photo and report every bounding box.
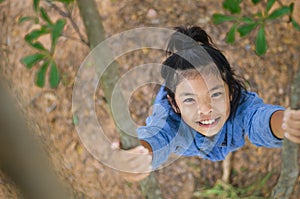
[0,0,300,198]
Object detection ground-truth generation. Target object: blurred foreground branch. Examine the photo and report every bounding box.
[0,83,71,199]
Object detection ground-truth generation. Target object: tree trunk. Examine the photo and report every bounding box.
[271,63,300,198]
[76,0,164,198]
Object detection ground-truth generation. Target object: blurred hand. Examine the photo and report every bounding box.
[110,142,152,182]
[282,109,300,144]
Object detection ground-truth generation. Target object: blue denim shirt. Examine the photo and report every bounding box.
[137,86,285,169]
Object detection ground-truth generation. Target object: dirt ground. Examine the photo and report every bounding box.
[1,0,300,198]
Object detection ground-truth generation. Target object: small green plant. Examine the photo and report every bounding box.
[193,172,273,199]
[212,0,300,56]
[19,0,86,88]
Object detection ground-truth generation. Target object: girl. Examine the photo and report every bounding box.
[116,26,300,182]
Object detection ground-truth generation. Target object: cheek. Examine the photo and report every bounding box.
[212,97,230,114]
[179,104,198,120]
[181,105,195,115]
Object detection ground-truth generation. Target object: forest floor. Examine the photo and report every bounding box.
[1,0,300,198]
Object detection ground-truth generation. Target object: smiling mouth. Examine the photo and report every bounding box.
[197,117,221,128]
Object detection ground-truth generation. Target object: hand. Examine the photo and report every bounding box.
[110,142,152,182]
[282,109,300,143]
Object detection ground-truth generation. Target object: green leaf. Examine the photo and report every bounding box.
[255,26,267,55]
[73,115,79,125]
[212,14,237,24]
[40,7,53,25]
[241,17,254,23]
[255,12,263,17]
[0,0,5,3]
[251,0,261,4]
[29,41,48,51]
[291,18,300,31]
[266,0,276,13]
[223,0,241,14]
[267,6,291,20]
[237,22,259,37]
[18,16,36,24]
[24,27,49,43]
[33,0,40,12]
[51,19,66,53]
[54,0,74,4]
[35,60,50,87]
[49,61,60,88]
[226,24,237,44]
[20,53,46,69]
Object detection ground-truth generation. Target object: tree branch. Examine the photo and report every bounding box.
[76,0,164,198]
[272,61,300,199]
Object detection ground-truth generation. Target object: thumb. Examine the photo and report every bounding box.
[111,141,120,150]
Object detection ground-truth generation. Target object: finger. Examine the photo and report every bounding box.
[111,141,120,150]
[285,132,300,144]
[288,110,300,121]
[285,119,300,131]
[134,156,153,173]
[112,145,148,164]
[121,147,151,163]
[283,125,300,137]
[122,154,148,165]
[126,154,152,173]
[128,151,152,168]
[129,145,149,154]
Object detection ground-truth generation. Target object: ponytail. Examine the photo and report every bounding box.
[165,26,215,55]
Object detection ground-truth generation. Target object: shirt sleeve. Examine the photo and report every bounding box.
[137,85,180,169]
[240,92,285,147]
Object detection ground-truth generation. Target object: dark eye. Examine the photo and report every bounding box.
[211,92,223,98]
[183,98,195,103]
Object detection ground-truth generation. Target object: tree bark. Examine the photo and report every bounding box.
[76,0,164,198]
[271,63,300,198]
[222,152,232,183]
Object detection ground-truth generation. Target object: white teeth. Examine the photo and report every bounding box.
[200,119,216,125]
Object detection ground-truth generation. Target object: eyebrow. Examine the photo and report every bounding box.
[179,93,196,97]
[209,85,223,92]
[179,84,224,97]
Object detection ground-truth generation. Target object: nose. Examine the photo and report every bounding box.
[197,99,212,115]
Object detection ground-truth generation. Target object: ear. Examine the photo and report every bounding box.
[167,95,181,114]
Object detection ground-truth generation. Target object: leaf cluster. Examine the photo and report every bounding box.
[212,0,300,55]
[19,0,74,88]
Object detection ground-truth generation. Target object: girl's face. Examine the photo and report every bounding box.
[173,73,231,137]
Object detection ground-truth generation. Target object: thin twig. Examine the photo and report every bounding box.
[45,0,89,45]
[61,33,86,43]
[45,0,68,17]
[66,11,89,45]
[63,2,88,45]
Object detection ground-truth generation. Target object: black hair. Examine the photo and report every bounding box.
[161,25,246,118]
